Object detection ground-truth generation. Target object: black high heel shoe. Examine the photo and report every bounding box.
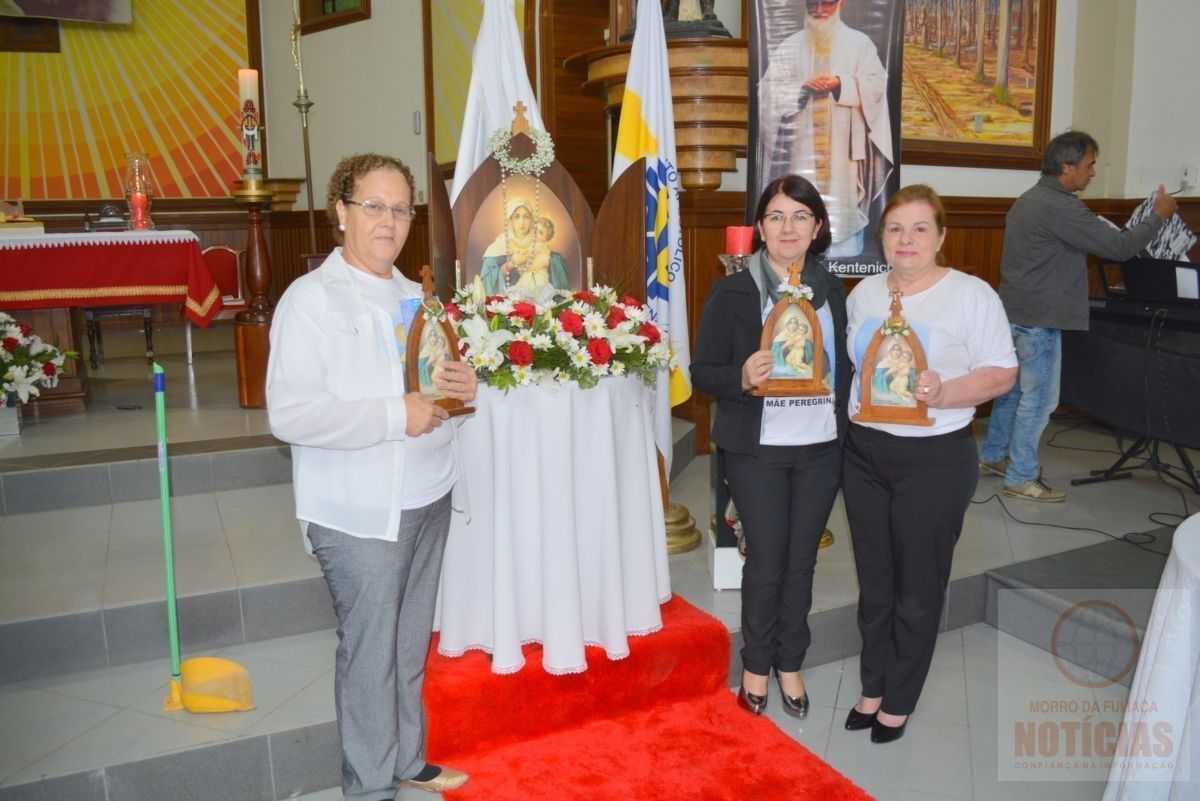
[844,707,877,731]
[736,683,767,716]
[774,670,809,719]
[870,716,908,744]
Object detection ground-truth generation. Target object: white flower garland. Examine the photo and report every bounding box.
[487,128,555,177]
[776,280,814,302]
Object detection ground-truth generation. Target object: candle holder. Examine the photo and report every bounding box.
[125,152,155,230]
[231,181,275,408]
[718,254,749,275]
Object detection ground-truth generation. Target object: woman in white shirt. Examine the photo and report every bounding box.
[266,154,476,799]
[843,185,1017,744]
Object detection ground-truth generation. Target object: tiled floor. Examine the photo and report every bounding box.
[3,623,1127,801]
[2,339,1196,799]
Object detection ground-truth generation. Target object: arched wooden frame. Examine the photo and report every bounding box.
[751,296,830,398]
[852,328,933,426]
[451,132,594,291]
[405,267,473,418]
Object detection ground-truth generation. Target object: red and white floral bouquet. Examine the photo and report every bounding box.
[0,312,78,405]
[429,284,670,391]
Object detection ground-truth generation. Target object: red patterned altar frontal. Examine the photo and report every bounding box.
[0,231,222,326]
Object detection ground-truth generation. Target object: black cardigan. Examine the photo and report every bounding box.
[690,262,850,456]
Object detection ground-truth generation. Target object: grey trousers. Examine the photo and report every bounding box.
[307,493,452,801]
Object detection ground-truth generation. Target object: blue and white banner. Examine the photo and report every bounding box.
[611,0,691,477]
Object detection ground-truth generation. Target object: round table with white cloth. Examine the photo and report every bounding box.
[1103,512,1200,800]
[434,376,672,675]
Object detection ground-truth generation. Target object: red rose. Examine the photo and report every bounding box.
[572,290,597,305]
[1,337,17,352]
[42,362,57,377]
[605,306,627,328]
[620,295,641,308]
[459,341,469,356]
[508,341,534,366]
[558,310,584,336]
[639,322,661,345]
[587,338,613,365]
[17,324,31,337]
[485,295,503,306]
[509,301,537,325]
[444,301,462,322]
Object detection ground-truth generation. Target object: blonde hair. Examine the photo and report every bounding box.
[325,153,415,244]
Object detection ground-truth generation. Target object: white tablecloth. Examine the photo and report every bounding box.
[1104,513,1200,800]
[434,377,672,674]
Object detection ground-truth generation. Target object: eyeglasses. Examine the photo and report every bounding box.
[763,211,816,227]
[343,198,417,221]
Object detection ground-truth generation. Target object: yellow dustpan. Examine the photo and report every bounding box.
[153,364,254,713]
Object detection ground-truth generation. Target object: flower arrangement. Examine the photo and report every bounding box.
[435,284,669,391]
[0,312,78,405]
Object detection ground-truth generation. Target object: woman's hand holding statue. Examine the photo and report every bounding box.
[741,350,774,391]
[404,392,449,436]
[433,361,478,402]
[914,369,944,408]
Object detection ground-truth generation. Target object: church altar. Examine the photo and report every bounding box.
[434,376,672,675]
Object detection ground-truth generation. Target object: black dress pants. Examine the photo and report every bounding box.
[724,439,841,676]
[842,423,978,716]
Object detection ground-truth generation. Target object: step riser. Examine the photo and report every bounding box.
[0,447,293,514]
[0,578,335,684]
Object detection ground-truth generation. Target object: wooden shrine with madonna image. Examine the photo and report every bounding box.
[405,265,473,418]
[423,103,647,302]
[852,288,933,426]
[752,263,830,398]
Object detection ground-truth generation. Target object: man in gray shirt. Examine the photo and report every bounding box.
[979,130,1177,501]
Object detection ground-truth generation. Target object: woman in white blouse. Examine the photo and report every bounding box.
[843,184,1017,744]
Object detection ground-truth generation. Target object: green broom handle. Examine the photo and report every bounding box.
[153,364,182,682]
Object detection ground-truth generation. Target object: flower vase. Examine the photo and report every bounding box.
[125,152,155,230]
[0,394,21,436]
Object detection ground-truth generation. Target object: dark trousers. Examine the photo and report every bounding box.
[725,439,842,676]
[843,424,977,716]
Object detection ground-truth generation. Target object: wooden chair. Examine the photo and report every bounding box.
[187,245,246,364]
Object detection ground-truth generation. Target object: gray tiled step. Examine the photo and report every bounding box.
[0,721,340,801]
[0,578,336,685]
[0,566,991,801]
[983,527,1172,688]
[0,445,293,515]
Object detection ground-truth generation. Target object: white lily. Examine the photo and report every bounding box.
[4,365,41,403]
[458,316,514,367]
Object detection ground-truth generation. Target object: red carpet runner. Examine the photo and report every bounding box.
[423,597,872,801]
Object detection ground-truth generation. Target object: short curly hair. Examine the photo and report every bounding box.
[325,153,416,244]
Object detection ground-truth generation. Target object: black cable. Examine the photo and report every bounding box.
[969,491,1173,558]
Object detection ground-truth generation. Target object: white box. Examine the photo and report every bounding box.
[707,525,744,590]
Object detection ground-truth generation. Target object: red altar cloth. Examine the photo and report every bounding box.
[0,231,222,326]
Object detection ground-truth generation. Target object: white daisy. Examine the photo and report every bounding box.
[570,301,589,315]
[610,361,627,377]
[530,333,553,350]
[583,313,606,338]
[589,363,609,378]
[513,364,534,385]
[570,349,592,368]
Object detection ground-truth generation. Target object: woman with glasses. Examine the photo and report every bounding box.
[691,174,849,718]
[267,153,476,799]
[842,185,1016,744]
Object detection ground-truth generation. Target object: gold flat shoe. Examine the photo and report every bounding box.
[400,766,469,793]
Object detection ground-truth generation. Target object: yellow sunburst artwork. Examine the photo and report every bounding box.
[1,0,249,200]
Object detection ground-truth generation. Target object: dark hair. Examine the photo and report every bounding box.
[325,153,416,244]
[751,175,832,255]
[1041,131,1099,177]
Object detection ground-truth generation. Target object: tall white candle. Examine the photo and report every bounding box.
[237,69,262,181]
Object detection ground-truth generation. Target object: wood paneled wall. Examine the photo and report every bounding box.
[672,192,1200,452]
